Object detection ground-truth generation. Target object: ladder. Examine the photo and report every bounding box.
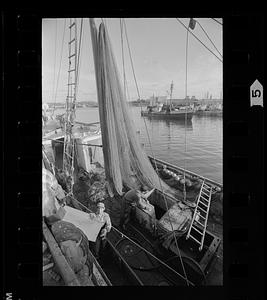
[186,180,212,251]
[63,18,78,194]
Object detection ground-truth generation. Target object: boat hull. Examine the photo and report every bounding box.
[141,111,194,120]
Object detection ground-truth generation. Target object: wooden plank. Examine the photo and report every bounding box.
[43,220,85,286]
[43,262,54,272]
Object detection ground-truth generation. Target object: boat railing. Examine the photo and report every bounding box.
[106,237,144,286]
[75,121,100,127]
[88,248,113,286]
[43,220,112,286]
[43,220,85,286]
[148,155,222,189]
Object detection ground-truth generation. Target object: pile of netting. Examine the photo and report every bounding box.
[90,19,178,198]
[72,168,109,212]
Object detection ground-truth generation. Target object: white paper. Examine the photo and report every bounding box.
[62,205,104,242]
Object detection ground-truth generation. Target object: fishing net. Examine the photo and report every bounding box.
[90,19,178,198]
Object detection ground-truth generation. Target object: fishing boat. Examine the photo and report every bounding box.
[141,82,194,120]
[42,18,223,286]
[141,108,194,120]
[194,103,223,117]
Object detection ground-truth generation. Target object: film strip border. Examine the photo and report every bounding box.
[3,12,42,300]
[224,14,264,300]
[2,11,264,300]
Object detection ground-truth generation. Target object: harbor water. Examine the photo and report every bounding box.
[54,105,222,184]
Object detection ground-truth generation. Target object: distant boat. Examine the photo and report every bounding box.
[141,106,194,120]
[141,82,194,120]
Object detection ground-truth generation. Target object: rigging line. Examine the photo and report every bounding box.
[122,19,142,107]
[76,18,84,100]
[125,77,131,101]
[52,19,58,104]
[52,19,67,116]
[176,18,223,63]
[211,18,223,26]
[123,18,162,184]
[120,18,127,99]
[61,192,194,285]
[122,18,190,285]
[120,19,131,102]
[184,25,189,202]
[196,20,222,58]
[43,137,102,147]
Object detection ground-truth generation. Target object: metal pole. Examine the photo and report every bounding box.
[184,24,190,202]
[185,25,189,99]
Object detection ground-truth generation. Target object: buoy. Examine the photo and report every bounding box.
[180,178,185,184]
[185,179,192,187]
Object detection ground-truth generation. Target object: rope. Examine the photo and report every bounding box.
[176,18,223,63]
[196,20,222,58]
[122,18,190,285]
[52,19,58,105]
[122,19,142,108]
[60,192,194,286]
[183,24,190,202]
[120,19,127,99]
[43,137,102,147]
[76,18,84,101]
[211,18,223,26]
[52,19,67,116]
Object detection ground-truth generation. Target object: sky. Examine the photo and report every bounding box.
[42,18,222,103]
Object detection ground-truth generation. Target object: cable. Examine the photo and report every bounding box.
[52,19,58,105]
[211,18,223,26]
[52,19,67,116]
[120,19,127,99]
[122,19,142,108]
[115,224,206,284]
[176,18,223,63]
[76,18,84,101]
[122,18,190,285]
[62,192,194,285]
[196,20,222,58]
[43,137,102,147]
[184,24,189,202]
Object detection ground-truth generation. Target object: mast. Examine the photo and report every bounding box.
[62,18,78,194]
[170,81,174,110]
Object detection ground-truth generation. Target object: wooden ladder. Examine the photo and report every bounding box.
[186,181,212,251]
[63,18,78,194]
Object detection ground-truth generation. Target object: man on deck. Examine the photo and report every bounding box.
[121,186,154,230]
[88,202,112,259]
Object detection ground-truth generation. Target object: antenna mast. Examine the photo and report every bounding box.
[170,81,174,110]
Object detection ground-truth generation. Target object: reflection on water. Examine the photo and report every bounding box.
[131,107,222,184]
[57,106,222,184]
[144,117,193,130]
[193,114,223,121]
